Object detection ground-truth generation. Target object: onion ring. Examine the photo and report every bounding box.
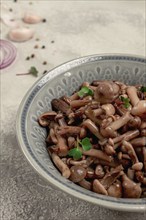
[0,40,17,69]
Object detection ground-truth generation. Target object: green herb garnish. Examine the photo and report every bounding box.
[68,137,92,160]
[140,86,146,93]
[120,96,130,109]
[16,66,39,77]
[29,66,38,77]
[78,86,94,98]
[80,137,92,151]
[68,148,82,160]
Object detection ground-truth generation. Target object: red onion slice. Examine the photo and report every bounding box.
[0,39,17,69]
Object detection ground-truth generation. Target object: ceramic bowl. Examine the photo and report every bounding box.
[16,54,146,212]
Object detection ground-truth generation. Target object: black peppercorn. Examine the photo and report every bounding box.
[26,56,30,60]
[42,19,47,23]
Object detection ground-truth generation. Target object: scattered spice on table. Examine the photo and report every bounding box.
[31,54,35,58]
[34,45,39,49]
[43,70,47,74]
[42,19,47,23]
[26,56,30,60]
[41,45,45,49]
[43,61,47,65]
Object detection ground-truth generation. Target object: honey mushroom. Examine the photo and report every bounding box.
[50,153,71,178]
[127,86,146,119]
[38,80,146,198]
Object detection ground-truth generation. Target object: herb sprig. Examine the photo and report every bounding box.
[68,137,92,160]
[78,86,94,98]
[29,66,38,77]
[16,66,38,77]
[120,96,130,109]
[140,86,146,93]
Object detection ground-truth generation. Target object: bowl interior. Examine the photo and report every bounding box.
[18,55,146,211]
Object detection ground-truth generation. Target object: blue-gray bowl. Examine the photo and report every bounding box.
[16,54,146,212]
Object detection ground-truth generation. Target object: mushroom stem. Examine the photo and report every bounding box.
[67,159,87,166]
[94,158,120,167]
[46,128,58,144]
[51,99,71,114]
[141,129,146,136]
[127,86,139,106]
[70,92,80,101]
[57,126,81,137]
[56,134,68,156]
[51,153,71,178]
[82,119,104,140]
[130,137,146,147]
[55,114,67,126]
[70,99,91,108]
[108,130,140,145]
[85,108,101,125]
[127,168,135,180]
[140,121,146,129]
[132,162,143,171]
[109,112,131,131]
[131,100,146,118]
[122,141,139,164]
[100,165,123,189]
[93,108,103,116]
[101,112,131,138]
[82,148,112,162]
[143,147,146,171]
[78,179,91,190]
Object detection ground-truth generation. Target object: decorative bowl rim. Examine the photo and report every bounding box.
[16,54,146,212]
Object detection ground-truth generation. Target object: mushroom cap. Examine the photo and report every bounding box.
[127,86,140,106]
[69,165,87,182]
[107,180,122,198]
[38,111,57,126]
[93,179,108,195]
[94,81,120,104]
[101,104,116,116]
[122,174,142,198]
[131,100,146,119]
[95,165,105,178]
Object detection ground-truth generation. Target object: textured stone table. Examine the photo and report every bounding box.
[1,1,146,219]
